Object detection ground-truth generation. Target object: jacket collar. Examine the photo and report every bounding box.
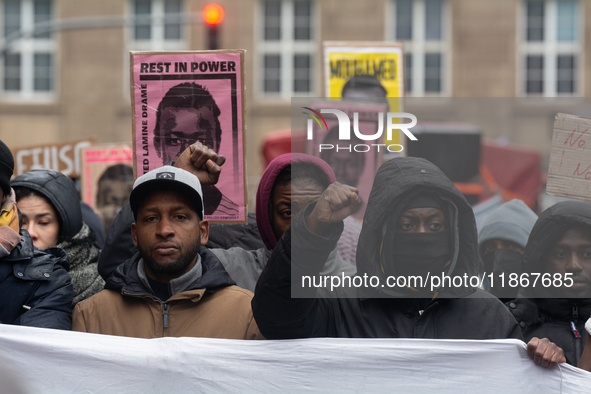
[106,246,235,297]
[2,230,69,280]
[137,254,203,297]
[533,298,591,321]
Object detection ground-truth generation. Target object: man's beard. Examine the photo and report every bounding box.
[139,238,201,279]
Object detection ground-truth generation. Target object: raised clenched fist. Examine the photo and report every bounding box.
[306,182,361,236]
[174,141,226,185]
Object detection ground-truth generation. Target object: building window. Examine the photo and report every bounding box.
[258,0,316,99]
[1,0,55,100]
[129,0,186,50]
[125,0,186,96]
[391,0,450,96]
[521,0,581,96]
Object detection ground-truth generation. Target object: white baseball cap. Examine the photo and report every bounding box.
[130,166,204,219]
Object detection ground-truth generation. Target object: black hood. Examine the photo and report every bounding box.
[12,169,82,240]
[356,157,478,298]
[106,246,236,294]
[522,200,591,298]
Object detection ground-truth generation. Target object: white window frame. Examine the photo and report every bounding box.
[254,0,319,102]
[0,0,57,102]
[386,0,452,97]
[517,0,584,97]
[123,0,188,96]
[126,0,187,51]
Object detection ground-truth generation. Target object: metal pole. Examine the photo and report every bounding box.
[0,13,203,57]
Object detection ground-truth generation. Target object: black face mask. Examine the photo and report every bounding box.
[383,230,452,279]
[482,248,523,301]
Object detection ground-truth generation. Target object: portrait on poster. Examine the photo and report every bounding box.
[323,42,405,147]
[306,101,386,219]
[81,145,134,235]
[130,50,247,223]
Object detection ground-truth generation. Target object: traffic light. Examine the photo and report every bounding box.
[203,3,225,50]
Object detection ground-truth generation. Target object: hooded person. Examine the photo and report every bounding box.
[253,157,526,339]
[478,199,538,301]
[251,153,357,273]
[508,201,591,366]
[216,152,356,289]
[0,140,73,329]
[97,151,355,291]
[12,169,104,305]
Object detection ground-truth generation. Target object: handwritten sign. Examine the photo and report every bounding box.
[547,113,591,202]
[11,139,94,177]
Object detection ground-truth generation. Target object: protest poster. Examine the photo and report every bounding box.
[81,145,134,234]
[323,41,405,148]
[547,113,591,203]
[306,101,387,219]
[130,50,246,223]
[11,139,94,177]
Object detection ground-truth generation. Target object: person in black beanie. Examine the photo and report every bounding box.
[12,169,104,306]
[0,140,73,329]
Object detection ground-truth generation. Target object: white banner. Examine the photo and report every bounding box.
[1,324,590,394]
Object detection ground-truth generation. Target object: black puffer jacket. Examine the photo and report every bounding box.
[0,230,73,329]
[508,201,591,365]
[253,157,522,340]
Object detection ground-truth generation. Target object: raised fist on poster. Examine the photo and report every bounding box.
[174,141,226,186]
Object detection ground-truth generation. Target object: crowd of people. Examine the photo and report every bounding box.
[2,135,591,381]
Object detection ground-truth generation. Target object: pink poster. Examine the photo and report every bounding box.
[306,102,386,219]
[130,50,246,223]
[81,145,134,234]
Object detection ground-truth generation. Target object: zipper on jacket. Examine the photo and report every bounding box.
[163,304,169,329]
[121,289,170,332]
[572,305,579,319]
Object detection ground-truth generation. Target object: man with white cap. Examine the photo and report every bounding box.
[72,165,262,339]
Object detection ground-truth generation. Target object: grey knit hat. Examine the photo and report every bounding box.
[478,199,538,257]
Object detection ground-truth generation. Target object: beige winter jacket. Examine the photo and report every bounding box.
[72,286,263,339]
[72,249,264,340]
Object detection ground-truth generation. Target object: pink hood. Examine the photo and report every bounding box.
[256,153,337,250]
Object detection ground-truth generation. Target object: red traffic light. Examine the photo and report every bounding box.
[203,3,225,26]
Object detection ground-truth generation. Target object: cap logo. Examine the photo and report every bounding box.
[156,172,175,180]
